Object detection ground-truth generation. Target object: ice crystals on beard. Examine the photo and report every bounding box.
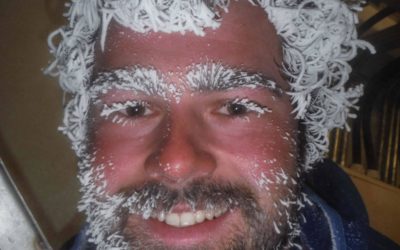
[276,167,289,184]
[273,221,281,234]
[76,156,130,249]
[257,172,274,191]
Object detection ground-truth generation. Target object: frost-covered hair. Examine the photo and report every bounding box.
[45,0,374,170]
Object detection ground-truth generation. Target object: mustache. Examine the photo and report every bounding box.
[116,178,261,217]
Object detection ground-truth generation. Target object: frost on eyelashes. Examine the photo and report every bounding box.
[230,98,272,118]
[100,100,150,126]
[100,101,140,118]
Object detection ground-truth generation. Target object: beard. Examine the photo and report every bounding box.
[77,156,303,250]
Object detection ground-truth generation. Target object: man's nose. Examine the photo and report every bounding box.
[145,113,216,184]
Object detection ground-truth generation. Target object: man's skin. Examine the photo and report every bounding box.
[88,1,300,249]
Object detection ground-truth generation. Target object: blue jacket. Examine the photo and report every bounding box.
[65,160,400,250]
[301,159,399,250]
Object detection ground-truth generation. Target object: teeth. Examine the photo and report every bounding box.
[214,209,222,218]
[216,207,227,218]
[165,213,180,227]
[142,211,151,220]
[151,209,228,228]
[157,210,166,222]
[205,210,214,220]
[180,212,195,227]
[195,210,205,223]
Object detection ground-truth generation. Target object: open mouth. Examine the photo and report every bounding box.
[127,204,238,246]
[150,207,229,227]
[118,181,257,246]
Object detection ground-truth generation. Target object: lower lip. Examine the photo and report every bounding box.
[144,211,236,246]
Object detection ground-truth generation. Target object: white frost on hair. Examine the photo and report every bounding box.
[45,0,374,167]
[99,0,227,49]
[58,91,90,156]
[258,0,375,168]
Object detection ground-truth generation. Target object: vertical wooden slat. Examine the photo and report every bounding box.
[341,129,349,168]
[379,101,389,180]
[385,104,396,184]
[392,108,400,186]
[332,128,341,163]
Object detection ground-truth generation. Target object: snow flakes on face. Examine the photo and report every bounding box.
[76,154,130,249]
[254,164,307,249]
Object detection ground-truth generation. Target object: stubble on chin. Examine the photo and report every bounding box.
[102,179,300,250]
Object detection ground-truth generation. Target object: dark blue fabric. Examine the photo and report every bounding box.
[301,159,400,250]
[305,160,369,225]
[302,159,369,250]
[300,187,335,249]
[68,224,96,250]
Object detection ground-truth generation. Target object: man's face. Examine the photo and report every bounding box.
[86,2,300,249]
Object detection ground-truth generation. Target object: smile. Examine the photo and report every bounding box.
[148,207,229,228]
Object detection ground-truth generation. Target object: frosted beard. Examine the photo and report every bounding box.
[71,64,308,250]
[77,161,305,250]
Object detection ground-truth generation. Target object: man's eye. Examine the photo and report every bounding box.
[100,100,154,120]
[122,104,151,117]
[226,103,249,116]
[218,98,271,117]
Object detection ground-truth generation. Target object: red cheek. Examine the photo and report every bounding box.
[204,115,296,156]
[90,120,164,193]
[199,114,298,184]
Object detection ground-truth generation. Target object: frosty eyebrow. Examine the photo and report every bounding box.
[89,67,170,100]
[186,63,284,97]
[88,64,284,101]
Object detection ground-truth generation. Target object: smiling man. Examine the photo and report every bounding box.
[45,0,387,249]
[86,3,300,248]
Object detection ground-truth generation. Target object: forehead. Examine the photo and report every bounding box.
[94,1,284,86]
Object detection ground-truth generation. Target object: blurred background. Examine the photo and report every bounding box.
[0,0,399,248]
[0,0,82,248]
[328,0,400,246]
